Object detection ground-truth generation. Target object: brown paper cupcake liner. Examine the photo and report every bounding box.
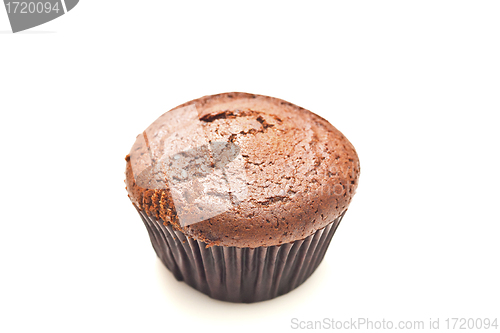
[136,208,346,303]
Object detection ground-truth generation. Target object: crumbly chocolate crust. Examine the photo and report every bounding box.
[125,92,360,248]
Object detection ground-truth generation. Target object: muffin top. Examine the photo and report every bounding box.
[125,92,360,248]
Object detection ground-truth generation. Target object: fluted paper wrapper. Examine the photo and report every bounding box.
[136,209,346,303]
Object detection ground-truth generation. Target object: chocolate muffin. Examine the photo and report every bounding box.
[125,92,360,302]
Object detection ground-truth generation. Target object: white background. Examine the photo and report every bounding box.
[1,1,499,332]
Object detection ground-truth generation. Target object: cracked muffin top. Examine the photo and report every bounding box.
[125,92,360,248]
